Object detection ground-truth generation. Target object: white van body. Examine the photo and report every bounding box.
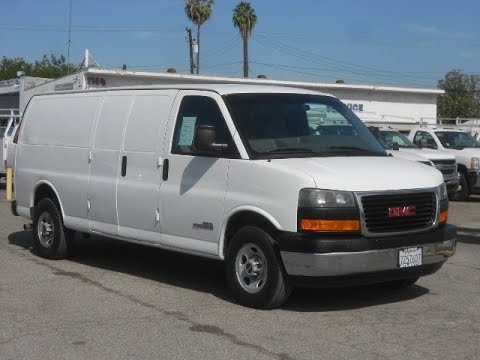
[12,85,456,308]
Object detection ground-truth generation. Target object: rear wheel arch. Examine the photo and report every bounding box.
[33,181,65,219]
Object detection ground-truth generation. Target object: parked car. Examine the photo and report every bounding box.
[0,110,20,177]
[370,127,459,198]
[409,127,480,201]
[11,85,456,308]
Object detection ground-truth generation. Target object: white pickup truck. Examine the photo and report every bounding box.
[371,128,459,199]
[408,127,480,201]
[0,110,20,177]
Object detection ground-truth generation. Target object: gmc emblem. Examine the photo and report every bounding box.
[388,206,416,217]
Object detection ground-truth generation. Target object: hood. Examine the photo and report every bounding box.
[274,156,443,192]
[401,148,456,161]
[387,150,429,162]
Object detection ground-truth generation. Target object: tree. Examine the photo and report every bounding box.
[0,54,78,81]
[185,0,215,75]
[0,57,32,81]
[233,2,257,78]
[437,70,480,118]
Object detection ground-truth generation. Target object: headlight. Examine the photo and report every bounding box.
[298,189,357,208]
[438,183,448,201]
[471,157,479,170]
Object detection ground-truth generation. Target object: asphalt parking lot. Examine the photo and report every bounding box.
[0,183,479,360]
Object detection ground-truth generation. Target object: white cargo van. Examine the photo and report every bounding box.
[12,85,456,308]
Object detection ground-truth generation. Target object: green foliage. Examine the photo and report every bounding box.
[184,0,214,27]
[0,54,78,81]
[438,70,480,118]
[232,2,257,39]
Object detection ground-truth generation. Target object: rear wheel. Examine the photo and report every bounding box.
[450,172,469,201]
[32,198,73,259]
[226,226,292,309]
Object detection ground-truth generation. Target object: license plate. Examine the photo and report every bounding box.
[398,247,422,268]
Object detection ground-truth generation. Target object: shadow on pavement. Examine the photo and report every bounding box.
[455,226,480,245]
[8,230,430,311]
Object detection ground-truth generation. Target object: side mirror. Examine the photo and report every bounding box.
[193,125,228,153]
[391,142,400,151]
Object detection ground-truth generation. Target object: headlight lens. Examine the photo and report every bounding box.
[299,189,357,208]
[471,157,479,170]
[439,183,448,201]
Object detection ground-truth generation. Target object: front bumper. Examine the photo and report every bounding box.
[444,176,459,195]
[279,224,456,280]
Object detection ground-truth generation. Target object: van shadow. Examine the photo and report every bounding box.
[8,230,430,311]
[456,226,480,245]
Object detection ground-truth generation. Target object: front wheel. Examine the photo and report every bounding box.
[450,172,469,201]
[32,198,73,259]
[226,226,292,309]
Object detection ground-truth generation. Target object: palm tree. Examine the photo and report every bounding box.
[232,2,257,78]
[185,0,215,74]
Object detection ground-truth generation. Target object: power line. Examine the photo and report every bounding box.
[252,35,439,86]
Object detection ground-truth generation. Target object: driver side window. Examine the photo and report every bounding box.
[172,96,236,157]
[414,131,437,148]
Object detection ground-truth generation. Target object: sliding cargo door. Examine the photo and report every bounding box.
[116,90,177,242]
[88,93,133,235]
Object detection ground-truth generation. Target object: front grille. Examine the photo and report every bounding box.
[361,192,436,233]
[432,160,456,175]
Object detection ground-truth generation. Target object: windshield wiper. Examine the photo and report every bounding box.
[264,147,316,154]
[328,146,376,152]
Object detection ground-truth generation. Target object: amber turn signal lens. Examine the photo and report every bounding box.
[301,219,360,232]
[438,210,448,223]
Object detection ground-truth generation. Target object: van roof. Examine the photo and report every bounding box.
[34,83,335,98]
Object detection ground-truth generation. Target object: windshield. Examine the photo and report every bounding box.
[435,131,480,149]
[224,94,386,159]
[379,130,417,149]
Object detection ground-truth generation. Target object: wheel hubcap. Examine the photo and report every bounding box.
[37,212,54,248]
[235,243,268,294]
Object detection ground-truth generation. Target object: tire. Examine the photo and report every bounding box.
[32,198,73,259]
[383,277,419,289]
[450,172,469,201]
[225,226,292,309]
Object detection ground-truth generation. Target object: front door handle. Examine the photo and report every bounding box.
[121,156,127,177]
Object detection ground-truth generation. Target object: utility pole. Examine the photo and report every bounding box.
[186,27,194,75]
[67,0,72,69]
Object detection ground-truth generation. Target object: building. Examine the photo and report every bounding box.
[1,68,444,128]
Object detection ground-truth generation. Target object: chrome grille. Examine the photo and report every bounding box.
[432,160,456,175]
[361,192,436,234]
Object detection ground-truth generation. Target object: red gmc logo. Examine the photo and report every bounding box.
[388,206,417,217]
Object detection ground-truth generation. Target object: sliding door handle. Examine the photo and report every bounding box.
[121,156,127,177]
[162,159,169,181]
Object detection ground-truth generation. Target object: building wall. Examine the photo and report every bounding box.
[19,69,440,127]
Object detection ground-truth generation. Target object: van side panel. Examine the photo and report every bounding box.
[15,94,102,228]
[116,91,177,241]
[88,93,134,235]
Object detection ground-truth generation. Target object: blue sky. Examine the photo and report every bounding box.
[1,0,479,88]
